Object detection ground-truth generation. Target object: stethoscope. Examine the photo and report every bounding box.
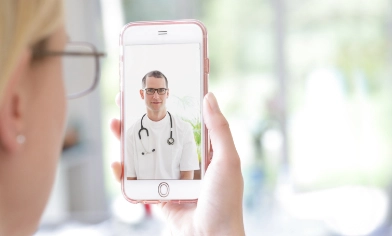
[138,111,174,155]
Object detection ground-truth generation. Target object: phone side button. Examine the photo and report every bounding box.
[158,182,170,197]
[205,58,210,74]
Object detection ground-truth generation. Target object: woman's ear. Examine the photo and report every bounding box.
[0,49,31,154]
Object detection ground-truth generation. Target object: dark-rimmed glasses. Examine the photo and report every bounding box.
[33,42,105,99]
[143,88,168,95]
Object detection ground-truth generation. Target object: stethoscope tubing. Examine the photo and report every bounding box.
[138,111,175,155]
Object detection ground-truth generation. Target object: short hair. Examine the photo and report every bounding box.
[141,70,168,88]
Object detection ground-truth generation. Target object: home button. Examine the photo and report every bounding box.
[158,182,170,197]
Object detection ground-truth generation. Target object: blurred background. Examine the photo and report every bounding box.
[36,0,392,235]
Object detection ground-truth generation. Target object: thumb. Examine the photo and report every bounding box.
[203,93,238,164]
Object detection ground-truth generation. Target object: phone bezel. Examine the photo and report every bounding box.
[119,20,209,204]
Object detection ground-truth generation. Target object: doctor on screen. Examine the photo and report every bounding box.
[126,70,200,180]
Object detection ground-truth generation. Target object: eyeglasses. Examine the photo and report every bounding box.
[144,88,168,95]
[33,42,106,99]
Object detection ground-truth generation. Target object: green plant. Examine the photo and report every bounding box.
[172,95,202,162]
[183,117,202,162]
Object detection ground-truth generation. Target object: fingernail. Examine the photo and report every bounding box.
[206,92,221,113]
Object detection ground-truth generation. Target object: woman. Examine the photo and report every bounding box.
[0,1,245,235]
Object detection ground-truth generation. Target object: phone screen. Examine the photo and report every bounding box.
[123,43,202,181]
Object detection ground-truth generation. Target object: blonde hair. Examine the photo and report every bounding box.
[0,0,64,103]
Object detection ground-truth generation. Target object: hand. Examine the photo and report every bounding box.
[110,92,245,235]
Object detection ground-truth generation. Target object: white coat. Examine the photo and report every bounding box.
[125,113,199,179]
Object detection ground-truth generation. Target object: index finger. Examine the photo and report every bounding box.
[110,118,121,140]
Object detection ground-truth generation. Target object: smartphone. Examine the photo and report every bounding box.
[119,20,209,203]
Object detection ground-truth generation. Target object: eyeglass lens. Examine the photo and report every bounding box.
[62,44,96,98]
[146,88,166,95]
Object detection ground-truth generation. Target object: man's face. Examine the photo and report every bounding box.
[140,76,169,113]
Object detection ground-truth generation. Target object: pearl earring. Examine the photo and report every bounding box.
[16,134,26,144]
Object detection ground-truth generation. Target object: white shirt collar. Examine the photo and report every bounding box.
[145,112,169,129]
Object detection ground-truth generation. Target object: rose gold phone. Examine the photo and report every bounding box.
[119,20,209,203]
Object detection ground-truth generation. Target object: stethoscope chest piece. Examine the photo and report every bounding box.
[167,137,175,145]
